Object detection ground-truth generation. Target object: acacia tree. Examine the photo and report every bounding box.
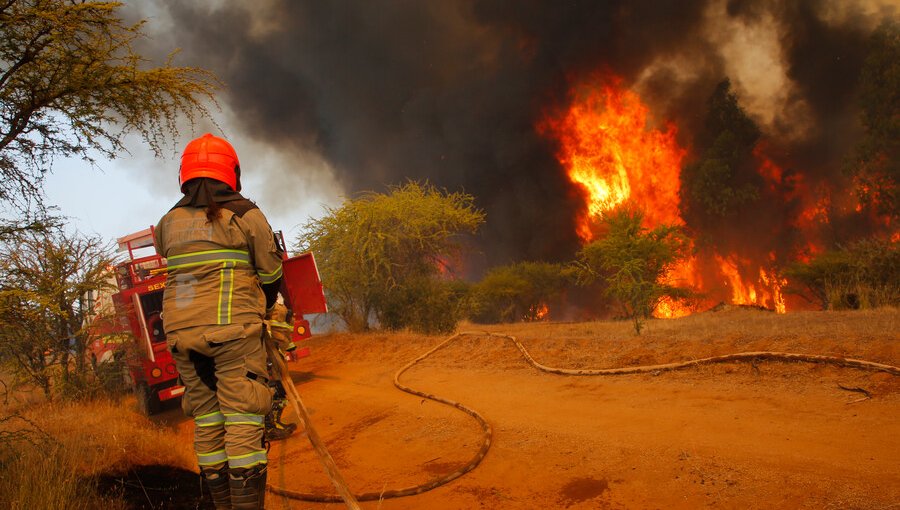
[298,182,484,333]
[0,0,217,214]
[575,208,691,334]
[0,228,114,399]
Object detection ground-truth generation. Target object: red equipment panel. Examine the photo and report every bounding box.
[281,252,328,315]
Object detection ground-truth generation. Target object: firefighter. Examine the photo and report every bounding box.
[155,133,284,510]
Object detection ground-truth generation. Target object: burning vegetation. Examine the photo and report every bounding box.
[151,2,898,330]
[538,77,686,244]
[537,70,895,321]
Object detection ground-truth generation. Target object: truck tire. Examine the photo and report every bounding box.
[136,382,162,416]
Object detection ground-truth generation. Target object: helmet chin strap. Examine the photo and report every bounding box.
[234,165,242,192]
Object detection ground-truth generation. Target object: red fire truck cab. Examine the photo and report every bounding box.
[108,227,327,415]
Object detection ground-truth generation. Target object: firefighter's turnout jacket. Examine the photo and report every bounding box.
[155,202,283,332]
[155,196,282,472]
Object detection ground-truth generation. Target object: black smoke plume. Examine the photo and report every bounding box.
[155,0,894,273]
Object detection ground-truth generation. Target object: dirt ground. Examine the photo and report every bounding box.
[156,309,900,509]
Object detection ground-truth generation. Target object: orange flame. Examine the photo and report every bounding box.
[540,77,796,316]
[653,256,700,318]
[715,254,786,314]
[759,268,787,314]
[525,302,550,321]
[541,78,694,317]
[653,296,692,319]
[540,78,686,241]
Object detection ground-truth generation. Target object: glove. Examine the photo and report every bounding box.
[265,302,289,323]
[265,303,296,352]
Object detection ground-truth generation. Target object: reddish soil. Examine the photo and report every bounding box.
[157,310,900,509]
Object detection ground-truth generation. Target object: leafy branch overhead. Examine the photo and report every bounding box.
[0,0,218,209]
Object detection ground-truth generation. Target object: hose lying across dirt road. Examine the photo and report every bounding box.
[267,330,900,505]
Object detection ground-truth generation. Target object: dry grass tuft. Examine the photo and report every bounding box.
[0,397,195,509]
[22,398,195,472]
[1,441,128,510]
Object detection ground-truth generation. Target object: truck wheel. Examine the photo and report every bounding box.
[136,382,162,416]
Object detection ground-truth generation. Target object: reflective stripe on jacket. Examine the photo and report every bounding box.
[154,203,282,332]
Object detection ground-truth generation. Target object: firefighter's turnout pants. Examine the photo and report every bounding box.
[168,322,273,471]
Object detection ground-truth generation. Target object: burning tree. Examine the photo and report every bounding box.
[575,208,692,334]
[298,182,484,333]
[846,20,898,220]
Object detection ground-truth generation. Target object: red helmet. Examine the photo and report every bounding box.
[179,133,241,191]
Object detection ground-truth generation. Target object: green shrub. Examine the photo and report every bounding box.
[785,238,899,310]
[573,208,692,334]
[468,262,571,323]
[298,182,484,332]
[378,277,469,334]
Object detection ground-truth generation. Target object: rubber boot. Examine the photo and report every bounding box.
[201,464,232,509]
[264,400,297,441]
[229,464,267,510]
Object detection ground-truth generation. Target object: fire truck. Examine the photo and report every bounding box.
[100,227,326,415]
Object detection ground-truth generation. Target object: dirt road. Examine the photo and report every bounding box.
[164,310,900,509]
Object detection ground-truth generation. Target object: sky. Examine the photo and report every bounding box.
[44,117,344,251]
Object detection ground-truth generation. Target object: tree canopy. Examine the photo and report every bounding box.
[679,79,763,231]
[847,20,898,219]
[297,182,484,332]
[0,0,217,213]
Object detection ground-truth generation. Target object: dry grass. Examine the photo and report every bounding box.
[467,308,900,372]
[0,397,195,510]
[305,307,900,371]
[479,307,899,345]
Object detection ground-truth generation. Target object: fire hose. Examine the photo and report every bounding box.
[264,338,361,509]
[265,330,900,506]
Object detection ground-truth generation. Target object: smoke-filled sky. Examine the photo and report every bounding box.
[49,0,895,269]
